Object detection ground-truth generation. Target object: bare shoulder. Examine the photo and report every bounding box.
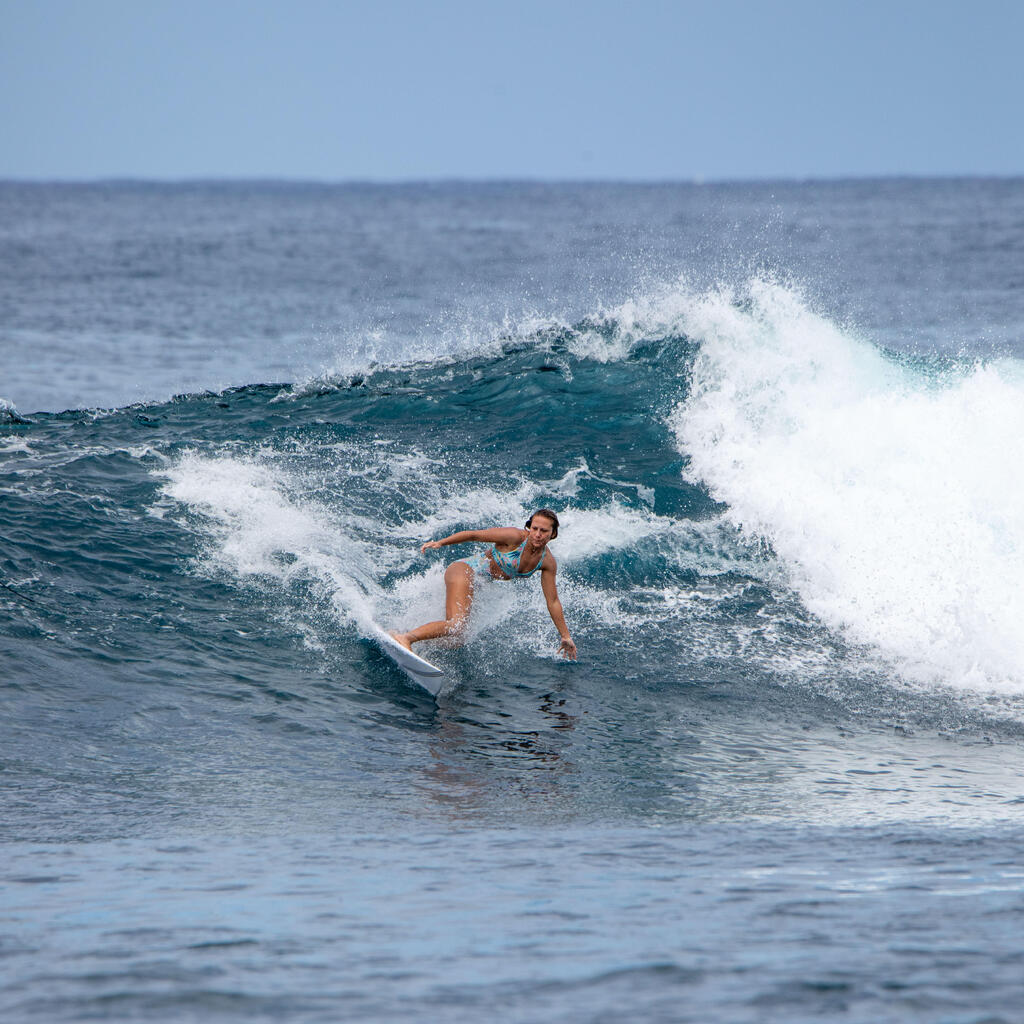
[481,526,527,549]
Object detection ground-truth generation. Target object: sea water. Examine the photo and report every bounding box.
[3,179,1024,1022]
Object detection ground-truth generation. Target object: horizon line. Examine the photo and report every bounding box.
[2,172,1023,189]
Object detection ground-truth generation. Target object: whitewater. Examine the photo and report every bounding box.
[3,179,1024,1023]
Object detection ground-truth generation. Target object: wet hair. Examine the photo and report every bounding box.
[526,508,559,538]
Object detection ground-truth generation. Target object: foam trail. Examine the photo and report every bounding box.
[159,453,381,635]
[157,447,709,663]
[671,280,1024,694]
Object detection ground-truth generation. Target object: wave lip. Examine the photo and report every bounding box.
[671,279,1024,694]
[0,397,30,424]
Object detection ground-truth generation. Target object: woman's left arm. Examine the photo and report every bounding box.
[541,560,577,660]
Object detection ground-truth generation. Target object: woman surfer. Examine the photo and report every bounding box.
[392,509,577,660]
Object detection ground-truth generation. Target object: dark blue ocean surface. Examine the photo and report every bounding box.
[3,180,1024,1022]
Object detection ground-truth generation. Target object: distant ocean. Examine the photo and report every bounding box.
[3,179,1024,1023]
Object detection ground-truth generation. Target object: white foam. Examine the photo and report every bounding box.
[671,279,1024,694]
[159,440,721,668]
[562,285,698,363]
[0,437,33,456]
[159,453,382,634]
[284,277,702,399]
[552,504,670,564]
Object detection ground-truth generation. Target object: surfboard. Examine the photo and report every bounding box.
[371,625,445,696]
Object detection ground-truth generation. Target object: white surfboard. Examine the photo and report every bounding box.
[371,625,445,696]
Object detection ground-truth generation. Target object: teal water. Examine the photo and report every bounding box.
[3,180,1024,1022]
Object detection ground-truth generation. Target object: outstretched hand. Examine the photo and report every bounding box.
[559,637,577,661]
[420,539,443,553]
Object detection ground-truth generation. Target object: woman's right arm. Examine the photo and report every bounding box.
[421,527,522,554]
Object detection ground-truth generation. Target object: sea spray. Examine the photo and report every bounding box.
[160,452,385,634]
[672,280,1024,693]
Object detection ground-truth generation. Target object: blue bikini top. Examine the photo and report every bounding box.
[489,538,546,579]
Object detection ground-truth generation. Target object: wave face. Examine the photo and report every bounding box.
[6,280,1024,737]
[147,280,1024,700]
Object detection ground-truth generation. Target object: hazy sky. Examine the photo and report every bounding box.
[2,0,1021,181]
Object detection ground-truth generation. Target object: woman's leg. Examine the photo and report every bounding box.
[392,561,475,650]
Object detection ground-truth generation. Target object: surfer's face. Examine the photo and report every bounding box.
[528,515,556,546]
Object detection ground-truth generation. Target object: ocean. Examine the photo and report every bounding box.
[2,178,1024,1022]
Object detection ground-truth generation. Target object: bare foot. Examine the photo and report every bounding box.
[390,631,413,651]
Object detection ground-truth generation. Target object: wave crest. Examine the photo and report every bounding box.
[672,279,1024,693]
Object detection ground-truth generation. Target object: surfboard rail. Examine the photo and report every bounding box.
[371,625,445,696]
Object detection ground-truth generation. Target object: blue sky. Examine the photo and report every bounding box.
[2,0,1021,181]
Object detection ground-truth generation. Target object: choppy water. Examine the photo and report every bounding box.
[3,179,1024,1022]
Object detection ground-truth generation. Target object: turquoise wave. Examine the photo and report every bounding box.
[4,294,1024,743]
